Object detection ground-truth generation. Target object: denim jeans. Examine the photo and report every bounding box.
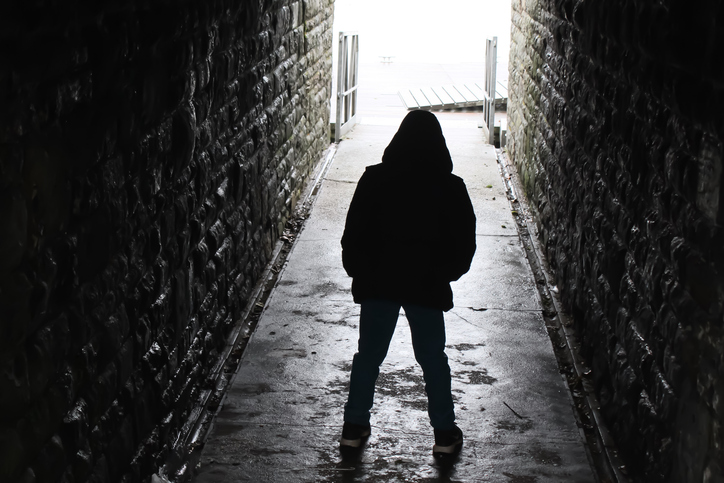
[343,299,456,430]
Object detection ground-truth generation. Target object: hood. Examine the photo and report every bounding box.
[381,110,453,174]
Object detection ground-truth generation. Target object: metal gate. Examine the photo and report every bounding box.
[483,36,497,145]
[334,32,359,144]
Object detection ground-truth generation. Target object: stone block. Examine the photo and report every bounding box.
[0,186,28,272]
[31,433,66,483]
[0,427,24,481]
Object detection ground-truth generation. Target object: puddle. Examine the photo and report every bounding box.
[456,369,497,385]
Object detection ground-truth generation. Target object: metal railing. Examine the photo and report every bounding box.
[335,32,359,144]
[483,36,497,145]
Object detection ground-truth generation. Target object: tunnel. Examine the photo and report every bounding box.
[0,1,722,482]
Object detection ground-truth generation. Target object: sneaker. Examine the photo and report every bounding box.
[339,422,371,448]
[432,425,463,457]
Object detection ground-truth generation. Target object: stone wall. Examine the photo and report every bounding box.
[507,0,723,481]
[0,1,333,482]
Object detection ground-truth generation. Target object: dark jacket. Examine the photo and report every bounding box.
[341,111,476,311]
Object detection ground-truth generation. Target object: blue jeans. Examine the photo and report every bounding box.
[343,299,456,430]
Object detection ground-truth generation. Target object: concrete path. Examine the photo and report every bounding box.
[193,62,594,482]
[193,113,596,481]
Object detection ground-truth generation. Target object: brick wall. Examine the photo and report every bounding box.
[0,1,333,481]
[507,0,723,481]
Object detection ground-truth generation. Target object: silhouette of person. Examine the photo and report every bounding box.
[339,110,476,457]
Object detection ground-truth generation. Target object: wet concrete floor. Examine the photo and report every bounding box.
[193,63,595,483]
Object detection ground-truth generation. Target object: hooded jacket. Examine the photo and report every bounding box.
[341,111,477,311]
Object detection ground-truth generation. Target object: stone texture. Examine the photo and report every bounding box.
[507,0,724,481]
[0,1,334,482]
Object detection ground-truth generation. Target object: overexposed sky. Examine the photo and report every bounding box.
[332,0,511,65]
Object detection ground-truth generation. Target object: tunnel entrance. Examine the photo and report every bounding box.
[2,1,721,482]
[330,0,511,141]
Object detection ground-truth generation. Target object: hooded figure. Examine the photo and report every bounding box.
[339,111,476,458]
[341,110,477,311]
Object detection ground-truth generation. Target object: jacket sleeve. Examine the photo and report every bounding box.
[441,177,476,281]
[341,170,374,278]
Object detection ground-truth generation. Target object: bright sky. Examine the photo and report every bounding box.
[332,0,512,65]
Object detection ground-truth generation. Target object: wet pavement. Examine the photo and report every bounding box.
[193,64,595,482]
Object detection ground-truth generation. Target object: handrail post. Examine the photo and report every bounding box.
[335,32,346,144]
[484,36,497,145]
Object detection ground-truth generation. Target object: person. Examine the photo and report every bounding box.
[339,110,477,457]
